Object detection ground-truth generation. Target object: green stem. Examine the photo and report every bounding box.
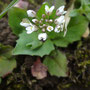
[0,0,19,19]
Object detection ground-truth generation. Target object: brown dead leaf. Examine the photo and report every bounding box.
[83,27,89,38]
[31,58,48,79]
[14,0,29,9]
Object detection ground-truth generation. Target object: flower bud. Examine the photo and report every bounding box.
[43,24,47,27]
[45,19,49,22]
[49,19,53,23]
[42,28,45,32]
[39,20,42,24]
[39,25,43,28]
[42,14,46,18]
[41,18,44,21]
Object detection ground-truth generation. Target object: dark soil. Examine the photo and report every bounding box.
[0,0,90,90]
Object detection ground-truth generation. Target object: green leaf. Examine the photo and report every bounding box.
[43,50,68,77]
[0,44,13,58]
[0,44,17,77]
[0,0,19,19]
[53,15,88,47]
[86,12,90,21]
[13,31,55,57]
[26,40,43,50]
[69,9,80,17]
[36,2,49,20]
[8,7,28,35]
[81,0,90,9]
[0,56,16,77]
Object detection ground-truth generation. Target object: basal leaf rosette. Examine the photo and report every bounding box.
[9,2,88,57]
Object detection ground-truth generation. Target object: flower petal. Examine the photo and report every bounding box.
[47,26,54,32]
[27,10,36,17]
[20,18,32,27]
[45,5,49,12]
[32,19,38,23]
[55,16,65,25]
[56,5,67,16]
[50,6,55,13]
[38,33,47,41]
[54,25,61,33]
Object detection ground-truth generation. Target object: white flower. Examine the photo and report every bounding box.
[47,26,54,32]
[27,10,36,17]
[56,5,67,16]
[20,18,32,27]
[26,25,38,34]
[32,19,38,23]
[45,5,55,15]
[38,33,47,41]
[54,25,61,33]
[54,16,65,25]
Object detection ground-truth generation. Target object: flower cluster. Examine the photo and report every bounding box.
[20,5,67,41]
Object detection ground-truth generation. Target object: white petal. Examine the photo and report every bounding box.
[20,22,30,27]
[20,18,32,27]
[26,26,34,34]
[60,24,64,31]
[54,25,61,33]
[50,6,55,13]
[58,5,65,12]
[45,5,49,12]
[33,25,38,31]
[56,5,67,16]
[63,11,67,14]
[26,26,34,31]
[26,26,33,31]
[45,5,54,15]
[32,19,38,23]
[38,33,47,41]
[26,30,33,34]
[55,16,65,25]
[27,10,36,17]
[47,26,54,32]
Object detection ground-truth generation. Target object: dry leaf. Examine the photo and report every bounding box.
[83,27,89,38]
[14,0,29,9]
[31,58,48,79]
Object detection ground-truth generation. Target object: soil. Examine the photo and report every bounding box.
[0,0,90,90]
